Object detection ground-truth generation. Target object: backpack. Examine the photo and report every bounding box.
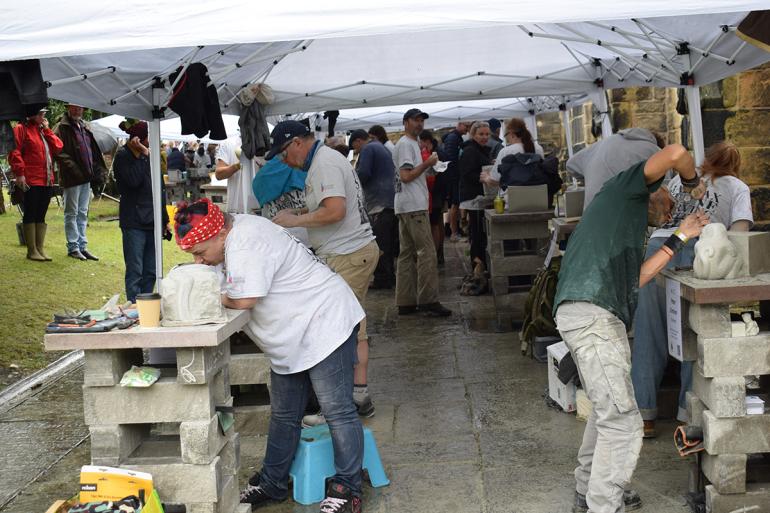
[498,153,563,207]
[519,255,561,356]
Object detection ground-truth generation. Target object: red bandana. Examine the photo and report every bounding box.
[175,198,225,250]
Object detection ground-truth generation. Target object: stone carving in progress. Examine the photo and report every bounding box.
[693,223,745,280]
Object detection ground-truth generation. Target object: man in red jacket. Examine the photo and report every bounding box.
[9,107,63,261]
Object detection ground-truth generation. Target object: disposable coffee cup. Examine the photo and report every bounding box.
[136,292,162,328]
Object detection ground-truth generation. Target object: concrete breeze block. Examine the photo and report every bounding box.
[685,391,705,428]
[89,424,150,466]
[726,231,770,276]
[687,303,731,338]
[706,483,770,513]
[703,410,770,454]
[229,353,271,386]
[84,349,144,387]
[185,475,243,513]
[176,343,230,385]
[692,368,745,418]
[122,456,224,504]
[701,453,747,494]
[698,333,770,377]
[180,415,229,465]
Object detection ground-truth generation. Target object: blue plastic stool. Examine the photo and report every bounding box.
[289,424,389,505]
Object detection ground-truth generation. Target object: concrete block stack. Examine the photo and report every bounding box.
[45,310,252,513]
[228,332,272,435]
[665,271,770,513]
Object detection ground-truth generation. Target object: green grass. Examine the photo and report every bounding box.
[0,196,190,373]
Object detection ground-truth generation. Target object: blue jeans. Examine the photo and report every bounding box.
[63,183,91,252]
[631,236,696,422]
[259,329,363,499]
[121,228,156,303]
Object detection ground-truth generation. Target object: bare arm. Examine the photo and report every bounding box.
[400,154,438,183]
[729,220,750,232]
[221,295,258,310]
[638,211,709,287]
[643,144,696,185]
[273,196,345,228]
[215,158,240,180]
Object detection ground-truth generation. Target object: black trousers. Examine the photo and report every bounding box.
[22,185,52,224]
[370,208,399,287]
[468,209,487,267]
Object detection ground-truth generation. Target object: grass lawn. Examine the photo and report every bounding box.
[0,195,190,388]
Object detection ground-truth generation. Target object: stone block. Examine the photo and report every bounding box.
[90,424,150,466]
[726,231,770,276]
[633,113,668,135]
[219,433,240,477]
[686,391,705,428]
[706,483,770,513]
[84,349,144,387]
[489,254,545,278]
[122,456,225,504]
[752,186,770,223]
[725,110,770,147]
[681,328,698,362]
[180,415,229,465]
[687,303,731,338]
[698,333,770,378]
[176,343,230,385]
[233,404,271,436]
[185,475,242,513]
[229,353,271,386]
[703,410,770,454]
[722,76,738,109]
[738,68,770,109]
[735,147,770,186]
[701,453,747,494]
[692,367,745,418]
[83,377,233,425]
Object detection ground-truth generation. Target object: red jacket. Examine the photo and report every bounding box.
[9,121,64,186]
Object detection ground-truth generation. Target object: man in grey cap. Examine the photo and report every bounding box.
[486,118,504,160]
[392,109,451,317]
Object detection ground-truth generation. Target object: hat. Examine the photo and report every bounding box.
[266,120,312,160]
[24,104,48,117]
[66,102,83,107]
[121,121,148,141]
[348,129,369,147]
[488,118,501,131]
[174,198,225,250]
[403,108,429,122]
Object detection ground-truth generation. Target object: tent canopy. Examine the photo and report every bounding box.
[91,114,243,142]
[2,3,767,129]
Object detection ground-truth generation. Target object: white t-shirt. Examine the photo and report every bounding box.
[223,215,364,374]
[216,136,260,213]
[384,140,395,155]
[489,142,544,182]
[393,136,428,214]
[651,174,753,239]
[304,144,374,257]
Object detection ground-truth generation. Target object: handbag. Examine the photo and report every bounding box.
[9,180,25,205]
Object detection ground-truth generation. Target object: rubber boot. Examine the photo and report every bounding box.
[35,223,52,261]
[23,224,45,261]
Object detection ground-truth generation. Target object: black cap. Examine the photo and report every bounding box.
[488,118,501,131]
[348,129,369,147]
[403,108,429,122]
[266,120,312,160]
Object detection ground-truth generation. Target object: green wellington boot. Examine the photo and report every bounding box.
[23,224,45,261]
[35,223,53,261]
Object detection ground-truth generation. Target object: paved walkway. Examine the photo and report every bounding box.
[0,242,690,513]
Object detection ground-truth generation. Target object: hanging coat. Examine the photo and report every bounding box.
[167,63,227,140]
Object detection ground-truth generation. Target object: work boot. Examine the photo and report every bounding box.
[397,305,419,315]
[573,489,642,512]
[354,395,375,418]
[23,224,45,261]
[643,420,657,438]
[34,223,52,261]
[419,302,452,317]
[319,482,362,513]
[239,472,285,508]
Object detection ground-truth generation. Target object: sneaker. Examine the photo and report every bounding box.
[398,305,419,315]
[355,395,375,418]
[573,489,642,513]
[240,473,284,508]
[419,302,452,317]
[302,413,327,428]
[319,482,362,513]
[643,420,657,438]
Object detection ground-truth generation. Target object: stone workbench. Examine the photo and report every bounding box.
[45,309,252,513]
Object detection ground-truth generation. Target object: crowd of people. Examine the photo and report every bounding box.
[6,100,756,513]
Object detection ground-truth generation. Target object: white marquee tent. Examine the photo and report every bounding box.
[91,114,243,143]
[3,0,769,287]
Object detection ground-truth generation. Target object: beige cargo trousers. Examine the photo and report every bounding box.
[555,301,644,513]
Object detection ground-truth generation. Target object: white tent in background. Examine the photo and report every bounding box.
[91,114,243,142]
[3,1,768,289]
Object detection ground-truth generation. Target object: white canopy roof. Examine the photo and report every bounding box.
[91,114,243,142]
[2,2,767,130]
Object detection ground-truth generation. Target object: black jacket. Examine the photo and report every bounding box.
[166,147,186,171]
[458,139,491,202]
[113,146,169,230]
[54,114,108,188]
[168,63,227,140]
[441,129,464,180]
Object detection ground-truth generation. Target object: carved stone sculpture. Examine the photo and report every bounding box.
[693,223,745,280]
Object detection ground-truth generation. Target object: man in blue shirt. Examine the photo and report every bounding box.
[350,129,398,289]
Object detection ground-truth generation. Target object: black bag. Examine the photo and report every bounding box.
[9,180,24,205]
[498,153,563,207]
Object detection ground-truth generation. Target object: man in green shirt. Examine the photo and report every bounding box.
[554,144,709,513]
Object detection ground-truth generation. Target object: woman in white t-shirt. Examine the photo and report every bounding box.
[632,141,752,437]
[481,117,544,186]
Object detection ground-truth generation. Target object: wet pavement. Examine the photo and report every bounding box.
[0,241,690,513]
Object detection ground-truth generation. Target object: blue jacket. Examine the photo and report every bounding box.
[441,129,464,179]
[356,140,395,212]
[166,147,186,171]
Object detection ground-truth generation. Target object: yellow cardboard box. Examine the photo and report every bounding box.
[79,465,153,503]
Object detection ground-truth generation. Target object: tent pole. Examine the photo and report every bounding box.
[525,113,538,143]
[150,86,164,292]
[595,89,613,138]
[685,86,705,166]
[560,105,574,159]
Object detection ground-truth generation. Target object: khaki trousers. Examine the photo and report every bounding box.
[326,240,380,342]
[395,211,439,307]
[555,302,643,513]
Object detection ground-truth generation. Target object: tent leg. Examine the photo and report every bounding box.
[149,115,164,293]
[685,86,705,166]
[526,114,539,143]
[561,108,574,159]
[597,89,613,139]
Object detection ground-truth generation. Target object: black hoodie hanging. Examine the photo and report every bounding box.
[168,63,227,140]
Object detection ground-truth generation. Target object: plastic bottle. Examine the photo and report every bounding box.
[494,191,505,214]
